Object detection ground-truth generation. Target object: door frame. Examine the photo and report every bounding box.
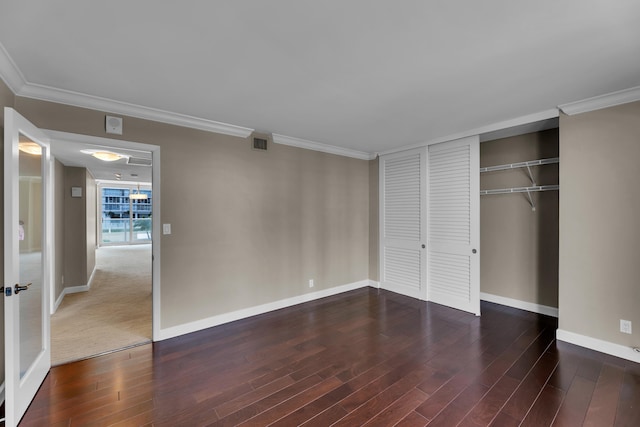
[44,130,162,341]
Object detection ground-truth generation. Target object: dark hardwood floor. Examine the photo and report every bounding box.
[15,288,640,426]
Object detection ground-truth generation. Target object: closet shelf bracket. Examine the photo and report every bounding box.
[525,189,535,211]
[526,165,536,186]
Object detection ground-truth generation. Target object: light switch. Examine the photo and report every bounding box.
[163,224,171,235]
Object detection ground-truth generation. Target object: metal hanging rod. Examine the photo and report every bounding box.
[480,157,559,173]
[480,185,559,196]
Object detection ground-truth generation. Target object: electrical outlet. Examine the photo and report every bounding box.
[309,279,314,288]
[620,319,632,334]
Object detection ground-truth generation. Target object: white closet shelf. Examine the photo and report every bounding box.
[480,157,559,173]
[480,185,559,196]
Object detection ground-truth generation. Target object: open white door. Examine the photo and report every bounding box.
[379,147,427,300]
[4,107,52,426]
[427,136,480,315]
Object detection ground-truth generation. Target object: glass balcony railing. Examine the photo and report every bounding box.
[101,218,152,244]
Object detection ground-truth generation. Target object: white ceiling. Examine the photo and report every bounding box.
[1,1,640,155]
[48,138,153,183]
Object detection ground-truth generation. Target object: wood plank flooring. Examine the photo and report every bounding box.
[13,288,640,426]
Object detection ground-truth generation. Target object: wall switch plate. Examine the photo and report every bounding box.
[71,186,82,198]
[620,319,632,334]
[163,224,171,235]
[309,279,314,288]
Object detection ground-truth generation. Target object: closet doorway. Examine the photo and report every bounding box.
[479,127,560,317]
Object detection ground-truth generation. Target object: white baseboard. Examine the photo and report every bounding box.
[53,289,65,313]
[64,284,91,295]
[86,265,97,289]
[52,266,96,313]
[480,292,559,318]
[556,329,640,364]
[158,279,374,341]
[52,283,91,313]
[368,280,380,288]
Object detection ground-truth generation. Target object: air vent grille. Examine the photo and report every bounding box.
[253,137,268,151]
[127,157,152,166]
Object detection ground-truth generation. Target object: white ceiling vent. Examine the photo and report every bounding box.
[127,156,152,166]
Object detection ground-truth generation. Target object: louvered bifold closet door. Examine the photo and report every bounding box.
[379,147,427,299]
[427,136,480,315]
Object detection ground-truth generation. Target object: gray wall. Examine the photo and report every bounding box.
[63,167,90,287]
[13,96,371,330]
[480,130,559,308]
[559,101,640,347]
[59,166,96,290]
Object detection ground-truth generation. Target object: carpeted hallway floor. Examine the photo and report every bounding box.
[51,244,152,365]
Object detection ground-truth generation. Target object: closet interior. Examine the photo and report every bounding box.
[479,126,559,315]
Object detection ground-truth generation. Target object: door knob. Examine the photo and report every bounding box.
[422,244,426,248]
[472,249,477,254]
[15,283,32,294]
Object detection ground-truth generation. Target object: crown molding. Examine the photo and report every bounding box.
[0,41,27,93]
[559,86,640,116]
[19,83,254,138]
[0,41,254,138]
[272,133,376,160]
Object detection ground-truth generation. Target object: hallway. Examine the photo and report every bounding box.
[51,244,152,365]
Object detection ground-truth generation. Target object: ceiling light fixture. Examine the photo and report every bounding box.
[18,141,42,155]
[130,183,148,200]
[91,151,123,162]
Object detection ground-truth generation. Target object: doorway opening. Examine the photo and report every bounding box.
[45,130,160,365]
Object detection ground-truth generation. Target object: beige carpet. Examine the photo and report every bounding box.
[51,244,152,365]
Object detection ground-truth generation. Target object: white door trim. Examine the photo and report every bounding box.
[44,130,162,342]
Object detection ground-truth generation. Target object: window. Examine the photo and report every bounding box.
[100,185,152,244]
